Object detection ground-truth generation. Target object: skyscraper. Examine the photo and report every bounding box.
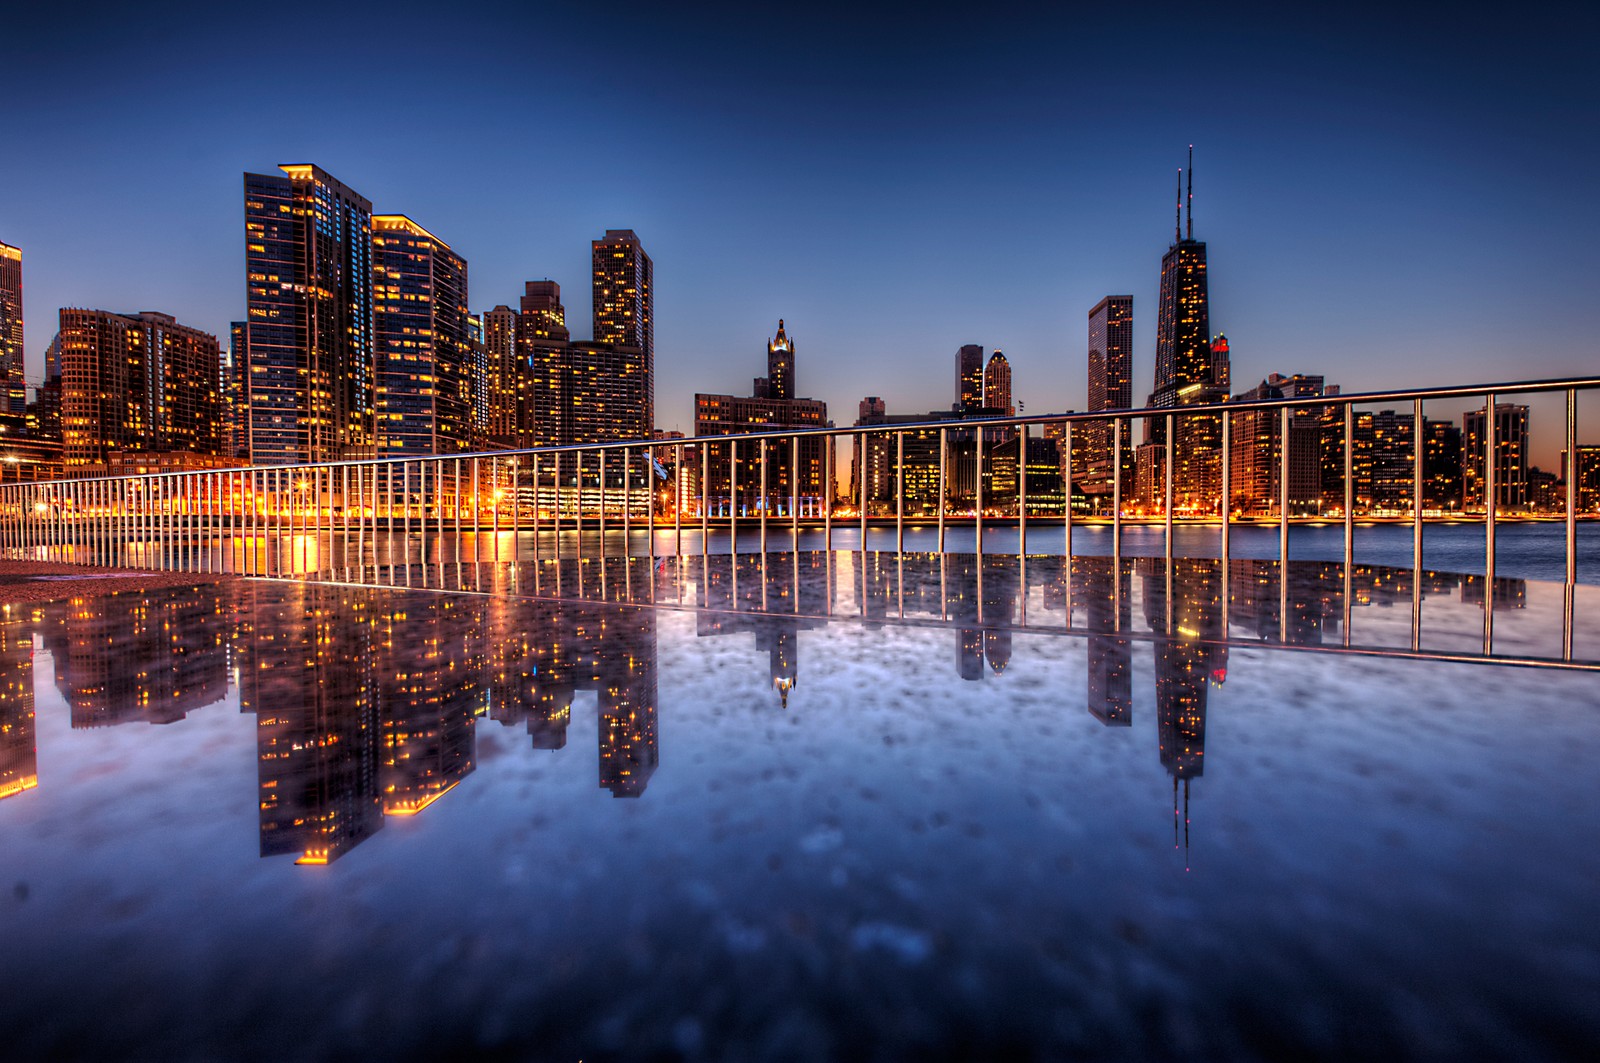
[695,320,829,512]
[372,214,472,455]
[591,229,653,433]
[480,305,520,445]
[243,163,375,464]
[955,344,984,412]
[757,319,795,400]
[1085,296,1134,505]
[0,240,24,419]
[983,350,1014,415]
[1145,150,1228,511]
[56,309,223,470]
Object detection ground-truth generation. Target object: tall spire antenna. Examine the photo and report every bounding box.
[1174,168,1183,243]
[1186,144,1194,240]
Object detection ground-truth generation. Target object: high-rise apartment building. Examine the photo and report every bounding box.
[243,163,375,464]
[1563,446,1600,513]
[591,229,653,432]
[56,309,223,470]
[955,344,984,412]
[1085,296,1134,505]
[1227,374,1323,515]
[517,280,572,449]
[0,241,24,419]
[1463,403,1529,510]
[481,305,520,445]
[371,214,472,455]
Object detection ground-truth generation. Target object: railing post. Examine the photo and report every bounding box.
[1342,403,1353,574]
[937,426,947,554]
[896,430,905,555]
[823,437,833,553]
[700,442,710,555]
[729,439,738,556]
[1017,423,1026,557]
[1164,412,1174,561]
[1566,388,1577,586]
[791,434,800,552]
[675,442,684,556]
[1484,393,1496,653]
[1279,405,1290,565]
[976,428,985,556]
[1412,397,1425,651]
[862,430,870,557]
[1111,416,1122,560]
[1221,410,1232,570]
[760,439,769,554]
[1063,421,1072,558]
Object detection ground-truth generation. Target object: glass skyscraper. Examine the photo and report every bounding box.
[243,164,375,464]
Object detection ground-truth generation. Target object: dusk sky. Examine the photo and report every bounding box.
[4,1,1596,463]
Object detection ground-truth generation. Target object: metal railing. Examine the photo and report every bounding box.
[2,375,1595,597]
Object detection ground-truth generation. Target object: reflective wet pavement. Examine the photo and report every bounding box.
[0,553,1596,1060]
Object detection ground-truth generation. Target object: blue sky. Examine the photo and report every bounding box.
[3,1,1596,463]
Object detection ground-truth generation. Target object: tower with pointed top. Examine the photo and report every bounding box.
[764,319,795,401]
[1145,147,1227,511]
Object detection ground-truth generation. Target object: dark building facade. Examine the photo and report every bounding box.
[243,163,375,465]
[1084,295,1134,506]
[372,214,472,455]
[955,344,984,412]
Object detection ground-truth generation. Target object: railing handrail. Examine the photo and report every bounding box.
[24,373,1600,485]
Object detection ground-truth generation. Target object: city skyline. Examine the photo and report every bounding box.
[2,4,1594,469]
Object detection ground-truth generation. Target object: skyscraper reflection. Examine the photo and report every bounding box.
[38,586,231,728]
[696,552,829,707]
[244,583,382,865]
[1075,556,1132,726]
[0,606,37,802]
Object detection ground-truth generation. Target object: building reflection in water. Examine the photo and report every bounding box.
[1076,556,1132,726]
[696,552,827,707]
[0,552,1534,861]
[243,583,384,865]
[35,588,231,729]
[484,565,660,797]
[0,606,37,801]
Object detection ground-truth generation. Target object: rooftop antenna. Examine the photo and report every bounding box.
[1186,144,1194,240]
[1174,168,1183,243]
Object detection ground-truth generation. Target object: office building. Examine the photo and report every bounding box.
[757,319,795,400]
[372,214,472,455]
[56,309,223,471]
[1146,153,1229,512]
[983,350,1014,416]
[695,320,828,513]
[243,163,375,464]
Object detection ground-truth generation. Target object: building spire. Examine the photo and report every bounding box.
[1174,168,1183,242]
[1186,145,1194,240]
